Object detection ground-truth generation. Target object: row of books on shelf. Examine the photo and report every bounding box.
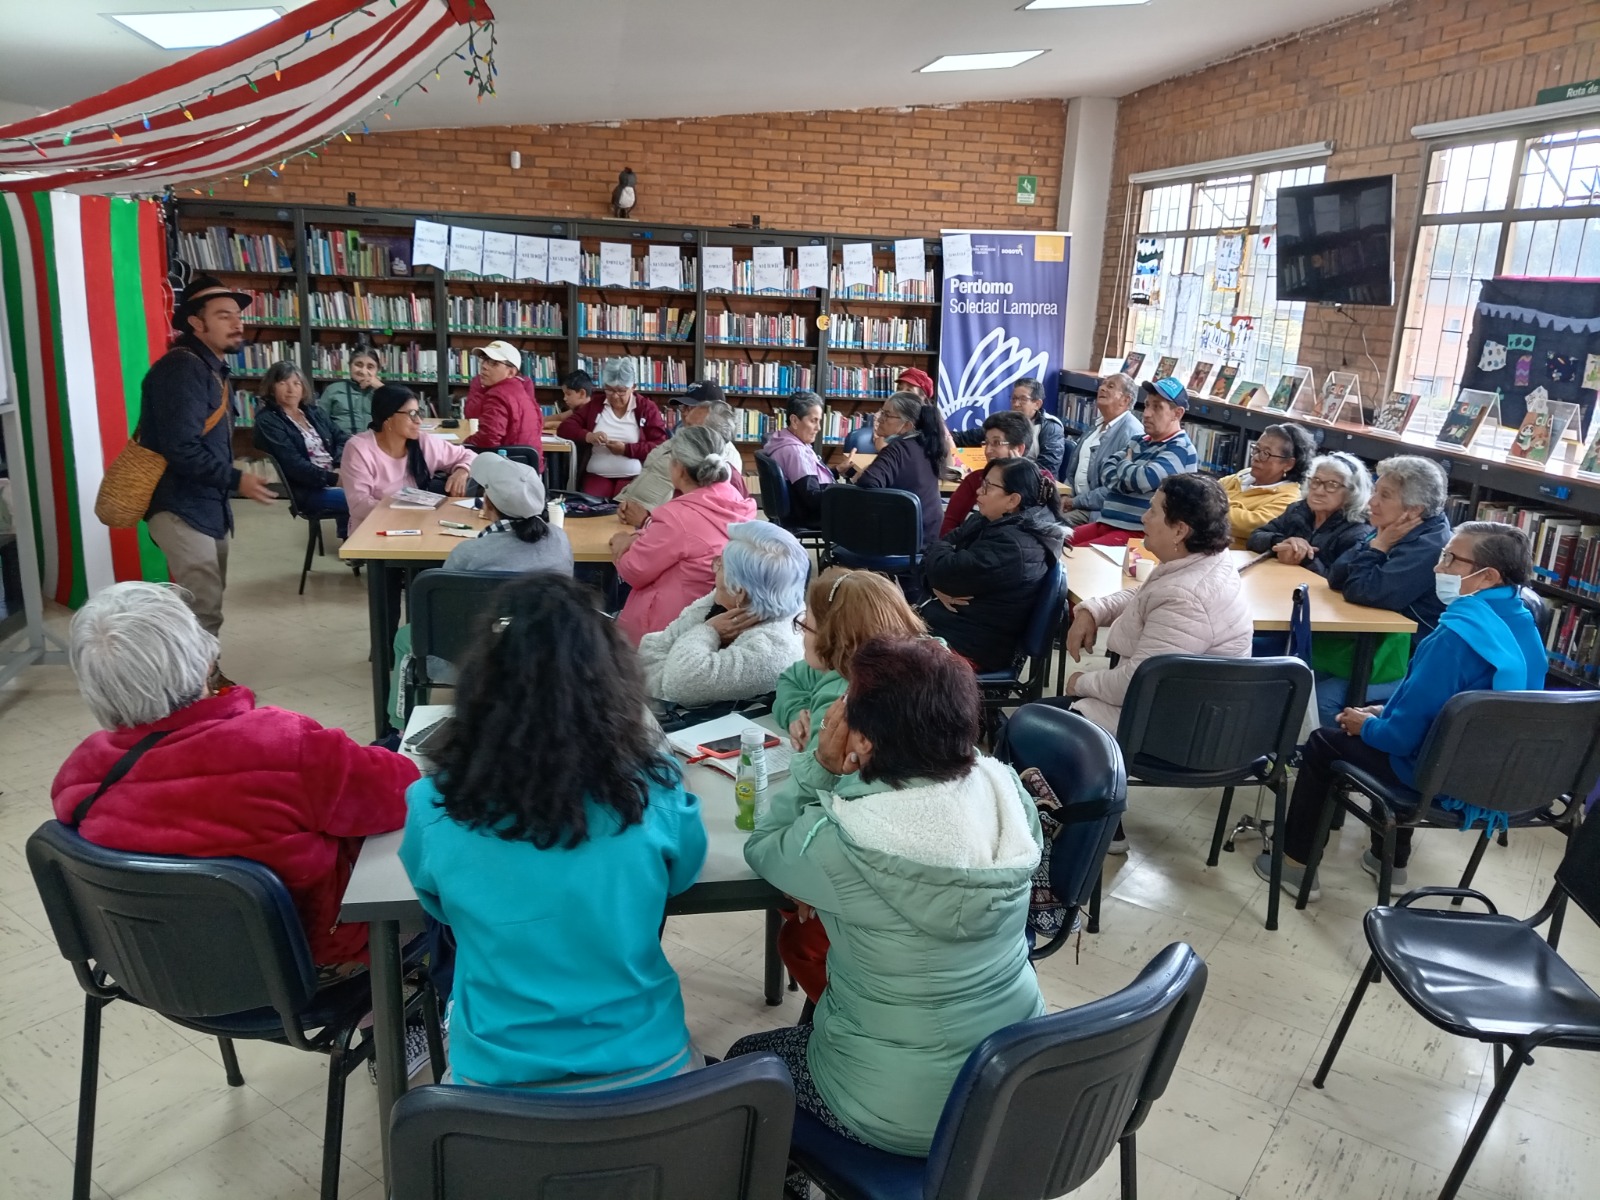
[578,253,700,290]
[827,314,928,351]
[445,350,557,386]
[1544,601,1600,680]
[1472,502,1600,596]
[826,364,907,398]
[828,266,935,302]
[308,289,433,330]
[574,355,691,390]
[1182,423,1247,474]
[1060,393,1096,432]
[704,312,810,346]
[239,289,299,326]
[307,227,411,278]
[720,262,814,295]
[223,341,295,376]
[577,304,695,341]
[310,344,437,381]
[724,406,870,445]
[179,227,293,274]
[701,360,815,394]
[446,295,563,336]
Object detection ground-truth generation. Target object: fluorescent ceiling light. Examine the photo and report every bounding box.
[920,51,1046,73]
[109,9,282,51]
[1024,1,1149,8]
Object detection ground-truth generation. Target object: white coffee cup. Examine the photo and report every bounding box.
[1134,558,1156,583]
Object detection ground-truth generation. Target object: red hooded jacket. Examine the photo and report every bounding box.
[50,688,418,965]
[463,374,545,460]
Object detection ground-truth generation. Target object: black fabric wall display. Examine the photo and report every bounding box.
[1459,278,1600,430]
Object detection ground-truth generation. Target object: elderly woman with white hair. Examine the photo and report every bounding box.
[612,425,759,642]
[1314,454,1454,726]
[1246,450,1373,575]
[638,521,809,707]
[556,357,670,498]
[50,582,418,967]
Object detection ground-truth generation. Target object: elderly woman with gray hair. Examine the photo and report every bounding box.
[556,358,670,498]
[612,424,760,642]
[616,381,747,524]
[638,521,809,707]
[1246,450,1373,575]
[49,582,418,967]
[1314,454,1453,726]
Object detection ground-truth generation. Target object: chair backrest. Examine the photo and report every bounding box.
[996,704,1127,909]
[1116,654,1314,777]
[494,445,540,470]
[389,1053,796,1200]
[924,943,1208,1200]
[1019,560,1068,664]
[1555,801,1600,928]
[409,569,513,675]
[1411,689,1600,820]
[753,451,797,527]
[261,452,306,519]
[820,486,923,558]
[842,424,877,454]
[25,820,317,1029]
[1519,585,1548,634]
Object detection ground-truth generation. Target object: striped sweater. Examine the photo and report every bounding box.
[1098,430,1199,530]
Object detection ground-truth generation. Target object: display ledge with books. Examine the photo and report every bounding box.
[446,329,565,340]
[309,323,434,334]
[575,334,695,345]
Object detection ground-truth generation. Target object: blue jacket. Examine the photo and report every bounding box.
[1098,429,1198,530]
[1062,409,1142,514]
[399,768,707,1088]
[141,335,238,538]
[1326,511,1452,637]
[1360,586,1546,787]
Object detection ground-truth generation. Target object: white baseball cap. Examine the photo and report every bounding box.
[473,340,521,368]
[469,452,547,519]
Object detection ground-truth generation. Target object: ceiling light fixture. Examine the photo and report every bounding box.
[108,9,283,52]
[919,50,1047,73]
[1023,1,1150,9]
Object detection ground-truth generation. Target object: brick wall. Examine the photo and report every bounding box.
[199,100,1067,237]
[1094,0,1600,387]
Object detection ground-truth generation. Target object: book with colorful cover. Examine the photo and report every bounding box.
[1230,380,1266,407]
[1120,351,1145,377]
[1266,374,1298,413]
[1372,391,1420,434]
[1508,403,1555,465]
[1186,361,1214,392]
[1210,364,1239,399]
[1436,393,1493,449]
[1316,377,1350,422]
[1153,355,1179,381]
[1578,423,1600,476]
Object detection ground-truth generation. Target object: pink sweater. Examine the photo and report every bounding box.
[341,431,476,530]
[616,480,758,643]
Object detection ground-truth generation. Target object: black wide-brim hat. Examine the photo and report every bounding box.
[174,273,252,330]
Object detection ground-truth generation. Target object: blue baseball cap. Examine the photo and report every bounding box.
[1141,375,1190,408]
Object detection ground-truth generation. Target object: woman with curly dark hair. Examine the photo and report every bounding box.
[398,573,707,1090]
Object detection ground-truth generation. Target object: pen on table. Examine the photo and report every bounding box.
[439,520,474,530]
[376,529,423,537]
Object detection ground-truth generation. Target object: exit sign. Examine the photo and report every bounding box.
[1538,77,1600,104]
[1016,175,1038,205]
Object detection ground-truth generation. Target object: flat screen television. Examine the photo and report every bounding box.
[1275,175,1394,306]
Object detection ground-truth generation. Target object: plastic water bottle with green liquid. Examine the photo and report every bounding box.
[734,727,768,831]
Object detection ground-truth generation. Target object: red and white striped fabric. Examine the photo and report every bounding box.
[0,0,492,194]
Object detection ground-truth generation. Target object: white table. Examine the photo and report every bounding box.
[340,705,785,1187]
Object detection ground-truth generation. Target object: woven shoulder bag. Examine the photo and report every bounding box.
[95,353,228,529]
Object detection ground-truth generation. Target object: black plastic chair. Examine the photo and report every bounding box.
[389,1053,796,1200]
[1313,810,1600,1200]
[976,560,1068,717]
[819,486,924,579]
[402,569,512,720]
[1302,688,1600,907]
[1115,653,1314,931]
[262,451,335,595]
[788,943,1208,1200]
[754,450,823,547]
[25,820,444,1200]
[491,444,541,471]
[994,702,1128,953]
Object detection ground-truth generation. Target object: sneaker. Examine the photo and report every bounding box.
[1254,852,1320,903]
[1360,850,1406,889]
[365,1016,434,1084]
[1106,821,1129,856]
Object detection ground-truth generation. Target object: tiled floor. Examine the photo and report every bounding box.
[1,501,1596,1200]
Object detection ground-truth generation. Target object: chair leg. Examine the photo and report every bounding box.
[299,519,318,595]
[1298,790,1341,910]
[1377,822,1397,906]
[1314,956,1379,1088]
[315,519,325,558]
[1548,893,1570,951]
[422,980,446,1084]
[217,1037,245,1086]
[73,996,109,1200]
[320,1025,358,1200]
[1453,832,1493,907]
[1438,1048,1528,1200]
[1088,875,1103,934]
[1266,778,1288,932]
[1207,786,1235,868]
[1119,1130,1138,1200]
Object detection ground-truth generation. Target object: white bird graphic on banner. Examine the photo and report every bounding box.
[938,327,1050,433]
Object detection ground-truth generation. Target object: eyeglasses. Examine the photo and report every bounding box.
[603,386,631,398]
[1307,477,1347,492]
[1251,446,1292,461]
[1438,550,1478,570]
[977,480,1005,495]
[396,408,422,421]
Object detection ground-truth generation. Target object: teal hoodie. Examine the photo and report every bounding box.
[773,662,847,744]
[745,749,1044,1155]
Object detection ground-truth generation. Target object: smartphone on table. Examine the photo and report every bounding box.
[696,732,782,759]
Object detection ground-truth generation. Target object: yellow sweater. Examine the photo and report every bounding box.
[1219,474,1301,548]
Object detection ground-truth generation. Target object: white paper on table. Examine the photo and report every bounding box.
[440,527,477,538]
[941,232,973,279]
[447,226,484,275]
[753,245,785,292]
[481,231,516,279]
[797,244,828,291]
[514,235,548,282]
[893,237,926,292]
[412,219,449,270]
[547,238,581,284]
[647,244,682,291]
[450,499,481,509]
[600,242,633,288]
[702,245,734,292]
[842,242,875,289]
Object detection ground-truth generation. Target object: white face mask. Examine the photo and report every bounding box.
[1435,569,1482,607]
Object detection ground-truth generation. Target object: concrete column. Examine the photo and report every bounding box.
[1058,96,1118,370]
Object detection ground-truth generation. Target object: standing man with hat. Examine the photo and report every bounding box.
[1067,375,1198,547]
[141,273,275,650]
[462,339,544,458]
[615,381,746,527]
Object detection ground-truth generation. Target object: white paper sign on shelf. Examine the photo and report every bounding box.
[412,220,449,270]
[447,226,484,275]
[842,242,875,289]
[600,242,633,288]
[942,232,973,279]
[547,238,581,285]
[514,235,549,282]
[481,231,516,279]
[646,244,682,291]
[797,244,829,291]
[702,245,734,292]
[753,245,785,292]
[894,238,926,293]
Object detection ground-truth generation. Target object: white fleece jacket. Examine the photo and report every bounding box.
[638,592,805,708]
